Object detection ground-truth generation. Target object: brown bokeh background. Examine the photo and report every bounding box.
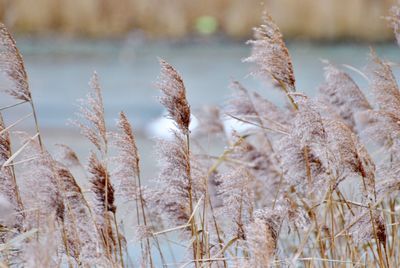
[0,0,396,40]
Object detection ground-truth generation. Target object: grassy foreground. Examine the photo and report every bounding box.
[1,4,400,268]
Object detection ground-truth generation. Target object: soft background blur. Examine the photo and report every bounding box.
[0,0,397,40]
[0,0,400,179]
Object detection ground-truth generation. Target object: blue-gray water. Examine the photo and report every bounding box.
[1,38,400,178]
[1,38,400,266]
[4,38,400,128]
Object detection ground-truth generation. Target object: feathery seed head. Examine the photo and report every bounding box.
[369,50,400,118]
[157,59,191,134]
[319,63,371,129]
[195,106,225,136]
[246,208,282,267]
[0,23,31,101]
[388,3,400,47]
[88,152,116,214]
[244,13,296,91]
[112,111,140,200]
[74,72,107,153]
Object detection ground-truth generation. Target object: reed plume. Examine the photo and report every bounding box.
[18,135,64,227]
[73,72,107,153]
[89,152,116,215]
[113,111,140,199]
[55,144,81,168]
[244,208,282,268]
[229,132,281,206]
[195,106,225,136]
[21,218,60,268]
[244,13,296,92]
[113,111,154,266]
[0,113,23,232]
[365,51,400,163]
[325,120,375,190]
[319,63,371,130]
[2,5,400,268]
[72,72,125,265]
[0,23,43,147]
[88,152,118,258]
[369,50,400,117]
[0,23,31,102]
[217,167,254,240]
[278,97,328,193]
[349,210,386,247]
[153,59,194,226]
[56,161,107,265]
[152,132,193,226]
[154,58,207,266]
[388,2,400,47]
[156,58,191,134]
[226,81,290,131]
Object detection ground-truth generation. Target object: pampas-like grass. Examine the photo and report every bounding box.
[216,167,254,240]
[277,97,329,193]
[0,114,23,232]
[152,131,193,227]
[244,13,296,92]
[226,81,290,132]
[88,152,118,259]
[113,111,140,199]
[388,2,400,47]
[244,208,282,268]
[56,162,107,265]
[156,59,191,135]
[3,4,400,268]
[369,50,400,117]
[0,23,30,102]
[73,72,108,154]
[18,135,64,226]
[319,63,371,130]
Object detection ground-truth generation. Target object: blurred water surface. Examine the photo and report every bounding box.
[1,38,400,178]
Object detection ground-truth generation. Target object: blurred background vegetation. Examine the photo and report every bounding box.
[0,0,397,40]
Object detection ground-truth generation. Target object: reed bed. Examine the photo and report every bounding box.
[0,0,397,40]
[1,4,400,268]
